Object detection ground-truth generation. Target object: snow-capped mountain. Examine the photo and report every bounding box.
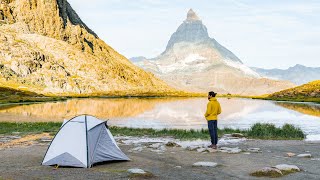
[252,64,320,85]
[131,9,294,95]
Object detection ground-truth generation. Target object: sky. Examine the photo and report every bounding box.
[68,0,320,69]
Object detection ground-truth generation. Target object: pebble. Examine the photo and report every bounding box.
[247,148,261,153]
[297,153,312,158]
[127,168,146,174]
[286,152,296,157]
[193,162,218,167]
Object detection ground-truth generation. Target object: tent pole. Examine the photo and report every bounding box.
[85,115,90,168]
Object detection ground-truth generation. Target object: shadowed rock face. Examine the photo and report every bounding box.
[133,9,295,95]
[0,0,173,95]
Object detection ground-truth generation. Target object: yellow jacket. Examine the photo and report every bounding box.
[204,97,221,120]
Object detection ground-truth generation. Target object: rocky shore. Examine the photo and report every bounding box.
[1,133,319,179]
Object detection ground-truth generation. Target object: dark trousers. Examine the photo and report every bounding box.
[208,120,218,145]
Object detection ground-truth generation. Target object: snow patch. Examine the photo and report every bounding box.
[224,60,260,77]
[156,54,206,73]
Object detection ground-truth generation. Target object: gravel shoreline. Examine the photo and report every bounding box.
[1,135,320,179]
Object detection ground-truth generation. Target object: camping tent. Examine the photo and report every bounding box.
[42,115,129,168]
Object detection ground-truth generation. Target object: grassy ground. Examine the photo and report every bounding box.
[0,86,67,104]
[0,122,305,140]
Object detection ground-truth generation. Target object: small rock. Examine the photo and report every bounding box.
[130,146,144,152]
[193,162,218,167]
[186,146,199,151]
[274,164,300,172]
[148,143,162,149]
[165,141,180,147]
[127,168,146,174]
[175,166,182,168]
[197,148,207,153]
[11,132,20,135]
[250,167,283,178]
[286,152,296,157]
[207,148,218,153]
[297,153,312,158]
[311,158,320,161]
[219,147,242,154]
[231,133,245,138]
[243,152,251,155]
[247,148,261,153]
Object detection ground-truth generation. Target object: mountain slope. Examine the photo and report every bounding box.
[133,9,294,95]
[269,80,320,102]
[252,64,320,85]
[0,0,174,96]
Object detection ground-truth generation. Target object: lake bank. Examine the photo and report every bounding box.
[0,122,305,140]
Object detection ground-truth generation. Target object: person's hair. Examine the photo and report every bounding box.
[208,91,217,97]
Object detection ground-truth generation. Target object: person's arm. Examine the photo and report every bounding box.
[217,102,221,115]
[204,102,211,117]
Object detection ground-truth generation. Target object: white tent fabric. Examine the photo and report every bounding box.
[42,115,129,168]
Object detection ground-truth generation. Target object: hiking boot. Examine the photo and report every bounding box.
[208,144,217,149]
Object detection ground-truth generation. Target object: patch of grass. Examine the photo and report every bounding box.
[250,170,283,178]
[0,122,61,135]
[247,123,305,140]
[0,122,305,140]
[128,172,155,179]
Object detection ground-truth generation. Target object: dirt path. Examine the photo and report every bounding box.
[0,138,320,180]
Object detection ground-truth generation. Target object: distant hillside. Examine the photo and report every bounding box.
[252,64,320,85]
[268,80,320,103]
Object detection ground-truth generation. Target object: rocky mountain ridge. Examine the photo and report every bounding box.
[0,0,175,96]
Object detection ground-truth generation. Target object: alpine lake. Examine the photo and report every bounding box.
[0,97,319,140]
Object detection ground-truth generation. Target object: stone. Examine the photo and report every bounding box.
[231,133,245,138]
[247,148,261,153]
[130,147,144,152]
[148,143,162,149]
[286,152,296,157]
[274,164,300,172]
[165,141,180,147]
[175,166,182,168]
[197,148,207,153]
[297,153,312,158]
[127,168,146,174]
[219,147,242,154]
[250,167,283,178]
[193,162,218,167]
[186,146,199,151]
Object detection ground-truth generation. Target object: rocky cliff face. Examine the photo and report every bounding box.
[0,0,173,95]
[133,9,295,95]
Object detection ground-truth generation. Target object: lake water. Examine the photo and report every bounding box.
[0,98,319,140]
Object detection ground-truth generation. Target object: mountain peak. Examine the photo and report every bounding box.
[186,9,200,22]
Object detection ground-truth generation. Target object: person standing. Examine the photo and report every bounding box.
[204,91,221,149]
